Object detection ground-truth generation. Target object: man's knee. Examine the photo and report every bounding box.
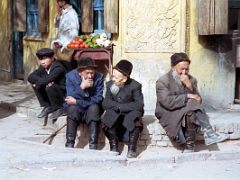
[86,104,102,122]
[87,104,101,115]
[67,105,80,120]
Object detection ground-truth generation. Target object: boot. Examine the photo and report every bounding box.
[183,129,196,153]
[88,121,99,150]
[204,128,229,146]
[65,118,78,148]
[183,114,197,153]
[127,128,140,158]
[103,127,119,153]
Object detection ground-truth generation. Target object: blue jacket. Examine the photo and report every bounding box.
[65,69,104,112]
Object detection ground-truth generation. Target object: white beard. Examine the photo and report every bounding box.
[172,70,182,86]
[110,83,120,95]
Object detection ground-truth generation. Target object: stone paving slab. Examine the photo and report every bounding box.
[0,138,126,168]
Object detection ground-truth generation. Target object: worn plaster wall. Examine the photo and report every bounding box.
[189,1,235,109]
[113,0,236,113]
[24,1,58,81]
[0,1,12,80]
[113,0,187,114]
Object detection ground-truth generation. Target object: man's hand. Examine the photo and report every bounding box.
[47,82,54,87]
[80,77,94,90]
[180,74,193,92]
[65,96,77,105]
[187,93,201,103]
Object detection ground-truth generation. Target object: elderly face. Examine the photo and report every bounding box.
[112,69,127,86]
[172,61,190,76]
[78,67,96,80]
[39,56,54,69]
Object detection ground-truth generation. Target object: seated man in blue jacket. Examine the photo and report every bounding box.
[64,57,104,149]
[28,48,66,120]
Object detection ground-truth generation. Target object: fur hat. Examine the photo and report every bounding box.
[114,60,133,77]
[77,57,97,70]
[171,52,191,66]
[36,48,54,60]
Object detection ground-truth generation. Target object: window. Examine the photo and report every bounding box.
[26,0,41,38]
[13,0,48,37]
[93,0,104,33]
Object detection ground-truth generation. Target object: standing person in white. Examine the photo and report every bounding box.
[52,0,79,51]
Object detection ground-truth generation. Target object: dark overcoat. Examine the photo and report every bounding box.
[28,60,66,90]
[155,70,204,139]
[102,79,144,132]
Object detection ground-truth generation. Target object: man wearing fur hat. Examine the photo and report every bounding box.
[64,57,104,149]
[155,52,229,153]
[28,48,67,120]
[102,60,144,158]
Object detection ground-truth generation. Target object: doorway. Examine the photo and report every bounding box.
[229,1,240,102]
[12,32,24,80]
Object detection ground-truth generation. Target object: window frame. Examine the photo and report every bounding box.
[25,0,42,39]
[93,0,104,34]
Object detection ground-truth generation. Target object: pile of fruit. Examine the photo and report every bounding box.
[67,33,112,49]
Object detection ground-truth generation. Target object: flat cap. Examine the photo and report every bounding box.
[36,48,54,59]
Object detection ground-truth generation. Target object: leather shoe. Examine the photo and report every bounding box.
[37,106,53,118]
[48,107,67,121]
[127,150,137,158]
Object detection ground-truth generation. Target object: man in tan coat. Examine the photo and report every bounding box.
[155,52,229,153]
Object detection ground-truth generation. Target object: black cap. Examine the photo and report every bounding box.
[171,52,191,66]
[36,48,54,60]
[77,57,97,69]
[114,60,133,77]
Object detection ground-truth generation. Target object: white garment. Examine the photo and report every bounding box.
[52,5,79,50]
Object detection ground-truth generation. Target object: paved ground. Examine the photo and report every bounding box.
[1,80,240,179]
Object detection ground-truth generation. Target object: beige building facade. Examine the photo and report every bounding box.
[0,0,239,114]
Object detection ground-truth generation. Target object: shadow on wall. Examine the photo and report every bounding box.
[198,35,233,53]
[198,35,235,66]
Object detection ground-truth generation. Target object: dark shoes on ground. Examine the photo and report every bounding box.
[127,150,137,158]
[48,107,67,121]
[37,106,53,118]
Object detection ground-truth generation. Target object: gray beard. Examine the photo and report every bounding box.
[110,83,121,95]
[172,70,182,86]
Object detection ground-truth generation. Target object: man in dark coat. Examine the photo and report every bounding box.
[155,52,229,153]
[64,57,104,149]
[102,60,144,158]
[28,48,67,120]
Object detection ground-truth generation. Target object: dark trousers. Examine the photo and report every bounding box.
[103,116,142,142]
[67,104,102,124]
[33,84,65,111]
[65,104,102,148]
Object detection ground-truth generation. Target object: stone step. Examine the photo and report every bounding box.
[1,85,240,149]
